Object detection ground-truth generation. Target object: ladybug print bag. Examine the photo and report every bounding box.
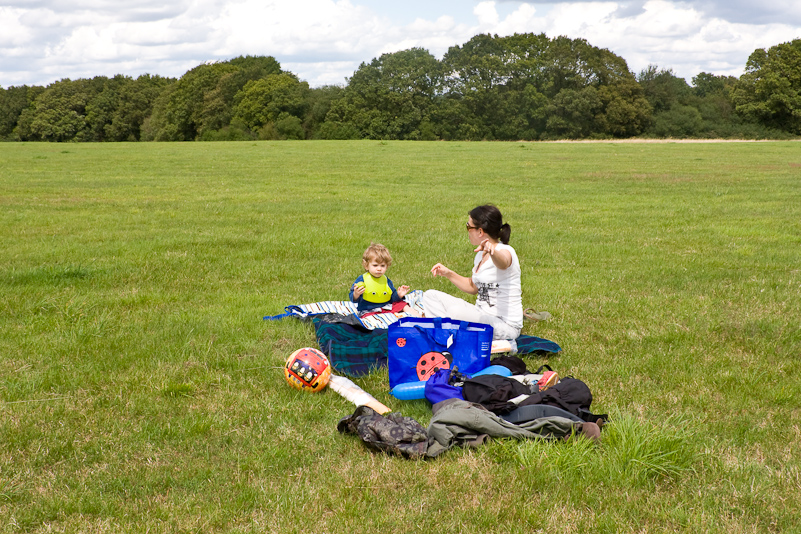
[387,317,492,390]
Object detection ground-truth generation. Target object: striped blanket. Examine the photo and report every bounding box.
[263,290,426,330]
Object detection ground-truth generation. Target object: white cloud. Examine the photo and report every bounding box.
[474,1,500,27]
[1,0,800,88]
[214,1,381,58]
[499,0,799,80]
[496,3,540,34]
[0,8,31,49]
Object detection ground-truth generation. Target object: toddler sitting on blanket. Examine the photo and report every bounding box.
[350,243,418,316]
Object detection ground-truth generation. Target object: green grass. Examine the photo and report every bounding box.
[1,140,800,533]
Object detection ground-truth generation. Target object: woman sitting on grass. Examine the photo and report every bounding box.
[423,204,523,341]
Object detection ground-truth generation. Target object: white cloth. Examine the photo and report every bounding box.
[471,243,523,330]
[422,289,521,341]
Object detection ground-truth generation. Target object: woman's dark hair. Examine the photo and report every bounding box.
[469,204,511,244]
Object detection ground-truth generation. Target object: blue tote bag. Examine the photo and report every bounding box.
[387,317,492,389]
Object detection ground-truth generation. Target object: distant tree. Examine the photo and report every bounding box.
[141,83,178,141]
[329,48,444,139]
[232,73,310,138]
[650,105,704,137]
[227,55,282,73]
[443,33,522,92]
[637,66,692,113]
[543,86,602,138]
[146,62,238,141]
[305,85,346,139]
[313,83,362,140]
[12,75,168,142]
[442,33,648,140]
[316,119,362,140]
[443,33,547,139]
[199,55,282,137]
[688,72,745,138]
[105,74,174,141]
[0,85,44,140]
[731,39,801,134]
[543,36,650,138]
[199,72,241,133]
[271,113,305,140]
[15,78,107,141]
[423,95,481,140]
[637,66,703,137]
[146,56,282,141]
[84,75,133,141]
[692,72,737,98]
[597,80,651,137]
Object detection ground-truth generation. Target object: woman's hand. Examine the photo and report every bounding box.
[475,239,512,269]
[474,239,496,256]
[430,262,477,294]
[430,263,452,278]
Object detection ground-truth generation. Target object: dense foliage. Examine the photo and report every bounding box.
[731,39,801,135]
[1,34,799,141]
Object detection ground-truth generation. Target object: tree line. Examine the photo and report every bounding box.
[1,33,799,142]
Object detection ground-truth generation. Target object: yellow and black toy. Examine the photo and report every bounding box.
[284,347,332,393]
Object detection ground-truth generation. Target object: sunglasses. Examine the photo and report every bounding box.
[466,224,479,231]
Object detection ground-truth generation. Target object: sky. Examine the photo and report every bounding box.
[1,0,799,89]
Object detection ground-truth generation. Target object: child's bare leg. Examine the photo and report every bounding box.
[403,305,421,317]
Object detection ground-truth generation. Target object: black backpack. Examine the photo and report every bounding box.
[461,374,531,414]
[463,374,608,424]
[519,377,607,424]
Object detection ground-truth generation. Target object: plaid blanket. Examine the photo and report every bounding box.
[313,316,562,377]
[314,317,389,377]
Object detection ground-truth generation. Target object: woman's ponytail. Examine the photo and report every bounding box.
[499,223,511,244]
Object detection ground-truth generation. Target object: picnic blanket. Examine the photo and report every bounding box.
[263,290,426,330]
[313,316,562,377]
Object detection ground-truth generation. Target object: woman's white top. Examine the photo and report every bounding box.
[471,243,523,329]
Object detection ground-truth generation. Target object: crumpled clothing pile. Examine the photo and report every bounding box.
[338,398,593,459]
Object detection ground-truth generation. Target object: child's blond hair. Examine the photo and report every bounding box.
[362,243,393,267]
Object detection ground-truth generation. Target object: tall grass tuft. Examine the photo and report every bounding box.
[511,409,698,489]
[598,410,699,484]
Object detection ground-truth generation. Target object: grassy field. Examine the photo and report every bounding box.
[1,140,800,533]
